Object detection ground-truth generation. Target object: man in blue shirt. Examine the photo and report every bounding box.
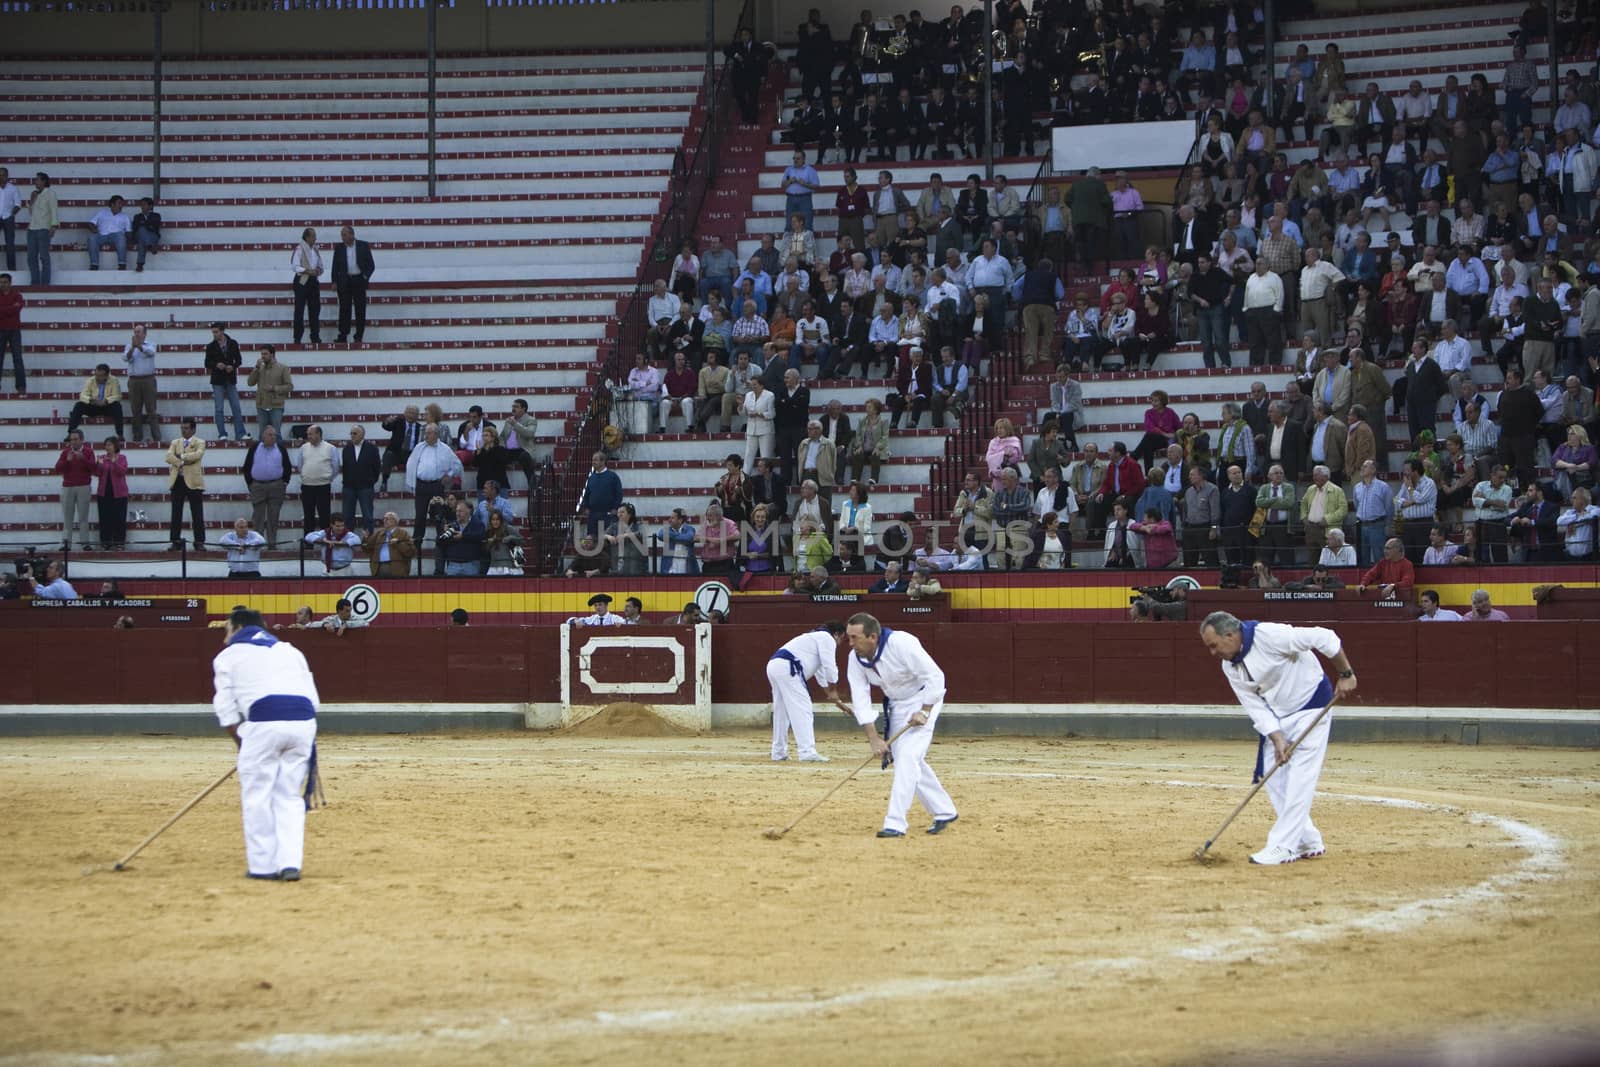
[781,150,820,232]
[579,450,623,539]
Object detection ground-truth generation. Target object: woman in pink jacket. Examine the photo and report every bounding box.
[1130,507,1177,568]
[93,435,130,550]
[1132,389,1181,466]
[985,417,1023,491]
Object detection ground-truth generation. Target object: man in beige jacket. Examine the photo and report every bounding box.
[166,418,207,550]
[247,344,293,437]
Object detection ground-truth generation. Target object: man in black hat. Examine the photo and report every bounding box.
[568,592,626,627]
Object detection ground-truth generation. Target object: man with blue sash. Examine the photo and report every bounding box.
[212,606,321,881]
[767,620,848,763]
[1199,611,1359,866]
[844,613,959,839]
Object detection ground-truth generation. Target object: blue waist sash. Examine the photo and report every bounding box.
[771,649,805,678]
[1253,676,1334,782]
[249,695,317,722]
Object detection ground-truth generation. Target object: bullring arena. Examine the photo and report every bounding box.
[2,720,1597,1066]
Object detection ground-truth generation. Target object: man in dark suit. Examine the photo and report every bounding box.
[1171,204,1216,266]
[821,397,853,458]
[380,404,422,491]
[1353,82,1396,158]
[922,85,956,159]
[340,424,382,533]
[773,368,811,479]
[1410,199,1451,250]
[1241,379,1274,480]
[834,305,871,380]
[331,224,376,343]
[1264,399,1307,484]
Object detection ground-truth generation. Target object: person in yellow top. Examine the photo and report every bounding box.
[166,418,207,550]
[26,171,59,286]
[68,363,124,438]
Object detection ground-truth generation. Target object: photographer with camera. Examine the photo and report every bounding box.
[438,500,486,578]
[21,558,77,600]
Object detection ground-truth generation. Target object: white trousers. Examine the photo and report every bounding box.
[883,703,957,834]
[237,719,317,875]
[659,396,694,430]
[767,659,820,760]
[744,427,775,470]
[1263,708,1330,854]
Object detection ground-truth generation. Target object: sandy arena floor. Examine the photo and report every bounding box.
[0,731,1596,1066]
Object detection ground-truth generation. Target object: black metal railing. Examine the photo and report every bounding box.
[925,347,1012,517]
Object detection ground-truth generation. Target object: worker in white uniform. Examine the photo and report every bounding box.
[567,592,628,626]
[768,620,849,763]
[1199,611,1359,866]
[211,606,321,881]
[844,612,959,838]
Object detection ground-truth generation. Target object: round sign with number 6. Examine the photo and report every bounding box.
[342,583,381,625]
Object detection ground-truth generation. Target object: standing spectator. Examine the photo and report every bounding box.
[1180,465,1222,565]
[1109,171,1145,260]
[340,425,380,533]
[1472,465,1515,562]
[698,233,738,306]
[294,426,339,538]
[0,272,20,391]
[1103,499,1144,569]
[69,363,123,438]
[985,418,1024,491]
[1015,257,1064,372]
[331,224,375,343]
[0,168,19,272]
[93,436,129,551]
[54,429,95,550]
[739,374,776,471]
[1298,249,1345,355]
[577,450,622,538]
[381,405,422,492]
[1299,464,1348,558]
[204,322,248,443]
[289,226,323,346]
[724,27,770,125]
[25,172,58,286]
[131,197,161,273]
[1070,167,1113,271]
[364,512,418,578]
[248,345,292,437]
[242,424,292,549]
[165,418,206,550]
[1255,463,1298,566]
[1191,252,1234,369]
[439,501,486,576]
[1396,458,1439,563]
[122,324,159,443]
[1243,257,1285,366]
[1218,463,1255,564]
[85,195,130,271]
[1556,486,1600,558]
[405,423,462,547]
[304,516,362,576]
[781,150,821,232]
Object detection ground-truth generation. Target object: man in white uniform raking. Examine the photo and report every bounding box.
[1199,611,1359,866]
[845,612,959,839]
[212,606,321,881]
[768,620,849,763]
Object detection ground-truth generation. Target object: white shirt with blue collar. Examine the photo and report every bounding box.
[847,627,946,728]
[1218,621,1341,738]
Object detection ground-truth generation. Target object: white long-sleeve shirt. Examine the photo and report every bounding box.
[847,627,947,727]
[404,439,464,492]
[212,626,321,729]
[218,529,267,573]
[773,629,842,686]
[1217,621,1341,738]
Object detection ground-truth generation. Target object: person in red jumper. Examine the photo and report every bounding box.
[1357,536,1416,597]
[0,272,23,391]
[54,428,96,549]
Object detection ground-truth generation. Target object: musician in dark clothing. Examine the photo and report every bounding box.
[796,10,835,104]
[725,28,772,125]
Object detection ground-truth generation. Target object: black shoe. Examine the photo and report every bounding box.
[875,828,905,838]
[279,868,301,882]
[334,335,348,343]
[927,815,959,835]
[246,871,280,880]
[166,541,185,551]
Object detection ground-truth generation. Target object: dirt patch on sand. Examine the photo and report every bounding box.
[564,702,695,737]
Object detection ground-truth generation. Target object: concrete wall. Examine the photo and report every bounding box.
[0,0,743,57]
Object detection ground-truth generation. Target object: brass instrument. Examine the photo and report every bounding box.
[992,29,1010,60]
[1078,47,1107,80]
[884,31,911,57]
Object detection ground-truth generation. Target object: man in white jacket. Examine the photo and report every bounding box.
[1199,612,1359,866]
[212,606,321,882]
[845,613,959,838]
[768,621,848,763]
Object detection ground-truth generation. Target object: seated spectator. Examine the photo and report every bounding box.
[1552,425,1596,499]
[793,517,833,573]
[1417,589,1463,621]
[906,561,943,599]
[1465,588,1510,621]
[219,517,267,579]
[317,598,366,635]
[1422,523,1472,566]
[564,534,612,579]
[1132,390,1181,467]
[23,560,77,599]
[453,406,488,470]
[364,511,418,578]
[1035,511,1068,570]
[1556,485,1600,558]
[829,537,870,575]
[69,364,124,439]
[659,351,697,433]
[1359,536,1416,595]
[1103,500,1143,569]
[743,504,781,576]
[1248,560,1283,589]
[1319,527,1357,567]
[869,560,910,594]
[1288,563,1346,590]
[1131,507,1177,568]
[304,516,363,576]
[440,501,486,576]
[694,348,730,432]
[1062,292,1103,370]
[787,566,842,596]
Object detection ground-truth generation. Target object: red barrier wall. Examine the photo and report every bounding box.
[6,622,1594,709]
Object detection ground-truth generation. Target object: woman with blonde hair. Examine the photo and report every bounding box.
[985,417,1024,491]
[849,397,892,485]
